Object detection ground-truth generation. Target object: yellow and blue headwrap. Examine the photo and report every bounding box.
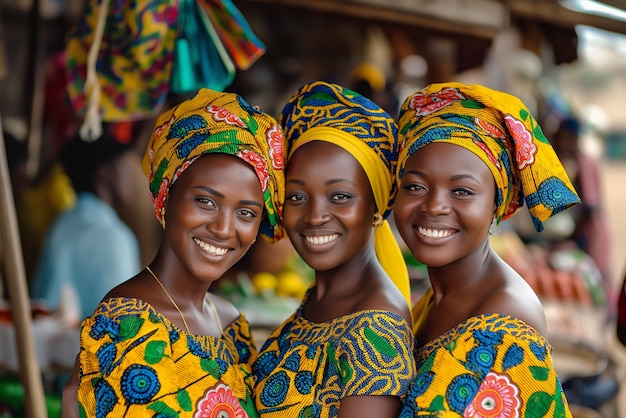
[397,82,580,231]
[142,88,286,242]
[280,80,411,306]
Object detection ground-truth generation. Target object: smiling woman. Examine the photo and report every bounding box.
[394,82,580,417]
[62,88,286,417]
[252,80,415,418]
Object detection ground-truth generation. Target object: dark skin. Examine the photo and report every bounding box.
[283,141,410,418]
[62,153,265,417]
[394,142,546,348]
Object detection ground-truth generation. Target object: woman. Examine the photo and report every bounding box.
[252,81,415,418]
[393,82,578,417]
[66,88,286,417]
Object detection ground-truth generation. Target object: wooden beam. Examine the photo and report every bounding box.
[244,0,504,39]
[508,0,626,35]
[0,122,48,418]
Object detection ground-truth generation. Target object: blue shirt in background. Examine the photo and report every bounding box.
[32,192,141,320]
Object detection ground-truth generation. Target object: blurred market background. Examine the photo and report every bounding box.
[1,0,626,416]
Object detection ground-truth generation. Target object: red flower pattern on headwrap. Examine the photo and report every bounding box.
[238,149,268,192]
[408,87,465,116]
[475,117,505,139]
[267,125,285,170]
[505,115,536,170]
[208,105,247,128]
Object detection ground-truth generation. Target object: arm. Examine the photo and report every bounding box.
[61,355,80,418]
[338,395,402,418]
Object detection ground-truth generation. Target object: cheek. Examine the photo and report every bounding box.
[392,195,413,225]
[281,206,297,232]
[239,220,263,246]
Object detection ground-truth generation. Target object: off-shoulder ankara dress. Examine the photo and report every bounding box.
[77,297,257,417]
[252,289,416,417]
[400,288,572,417]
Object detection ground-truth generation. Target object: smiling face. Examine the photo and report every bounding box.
[283,141,377,272]
[393,142,497,268]
[162,153,264,282]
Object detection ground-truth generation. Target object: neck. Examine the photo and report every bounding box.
[427,238,495,300]
[147,258,211,309]
[312,248,381,301]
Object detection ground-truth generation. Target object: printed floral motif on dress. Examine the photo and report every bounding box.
[464,372,521,418]
[195,383,249,418]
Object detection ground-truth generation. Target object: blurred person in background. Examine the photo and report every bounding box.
[2,128,76,286]
[31,131,141,323]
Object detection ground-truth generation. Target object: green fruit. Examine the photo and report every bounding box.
[0,377,24,410]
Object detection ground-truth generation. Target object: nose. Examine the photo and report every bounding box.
[303,199,331,226]
[421,189,451,216]
[207,211,235,238]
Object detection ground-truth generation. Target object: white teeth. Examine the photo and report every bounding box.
[305,234,339,245]
[418,227,453,238]
[194,238,229,256]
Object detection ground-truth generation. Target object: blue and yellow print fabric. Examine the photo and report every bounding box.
[401,308,572,417]
[78,298,257,417]
[252,290,415,417]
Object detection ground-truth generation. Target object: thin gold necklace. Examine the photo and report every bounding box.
[146,266,191,334]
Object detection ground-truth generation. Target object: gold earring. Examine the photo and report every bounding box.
[373,213,384,228]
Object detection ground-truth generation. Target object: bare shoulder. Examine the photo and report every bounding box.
[102,274,147,300]
[207,292,242,328]
[355,281,412,327]
[478,262,547,335]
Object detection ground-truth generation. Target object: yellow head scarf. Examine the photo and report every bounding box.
[142,88,286,242]
[397,82,580,231]
[280,80,411,306]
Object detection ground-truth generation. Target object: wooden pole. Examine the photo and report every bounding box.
[0,121,48,417]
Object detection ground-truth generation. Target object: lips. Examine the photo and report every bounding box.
[193,237,230,256]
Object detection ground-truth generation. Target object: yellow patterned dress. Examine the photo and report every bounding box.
[77,297,257,417]
[252,291,415,417]
[401,291,572,417]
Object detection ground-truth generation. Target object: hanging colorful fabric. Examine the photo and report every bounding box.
[65,0,178,128]
[170,0,235,95]
[197,0,266,70]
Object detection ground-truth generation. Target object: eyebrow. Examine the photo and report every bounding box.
[194,186,263,207]
[285,178,356,186]
[404,170,480,182]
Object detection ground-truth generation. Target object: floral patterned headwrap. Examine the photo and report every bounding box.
[397,82,580,232]
[280,80,410,307]
[141,88,286,242]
